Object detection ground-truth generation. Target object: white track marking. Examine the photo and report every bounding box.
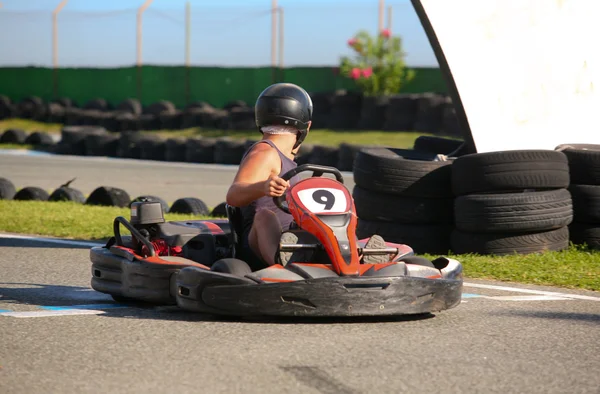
[0,233,102,248]
[482,295,573,301]
[0,309,106,318]
[464,282,600,302]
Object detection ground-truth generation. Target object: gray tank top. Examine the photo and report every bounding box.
[240,140,301,234]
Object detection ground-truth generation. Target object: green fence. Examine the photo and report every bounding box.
[0,66,447,109]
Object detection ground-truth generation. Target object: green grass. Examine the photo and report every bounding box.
[0,200,212,241]
[0,118,445,148]
[0,200,598,291]
[0,143,34,150]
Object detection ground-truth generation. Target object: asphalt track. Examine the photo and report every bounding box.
[1,151,600,393]
[0,150,355,208]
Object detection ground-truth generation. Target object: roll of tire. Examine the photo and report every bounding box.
[357,96,390,130]
[558,144,600,185]
[569,184,600,223]
[46,102,67,124]
[441,101,462,137]
[452,150,570,196]
[144,100,176,116]
[309,145,339,167]
[337,143,381,172]
[159,111,183,130]
[49,187,85,204]
[413,135,464,156]
[226,107,256,130]
[454,189,573,234]
[80,110,106,126]
[139,138,167,161]
[14,186,50,201]
[139,114,160,131]
[569,223,600,250]
[51,97,75,109]
[309,91,335,129]
[16,96,46,120]
[214,139,246,164]
[58,126,106,155]
[99,111,120,133]
[185,101,213,111]
[412,93,447,134]
[170,197,209,215]
[86,186,131,207]
[451,227,569,255]
[0,178,17,200]
[0,95,14,119]
[353,147,453,198]
[223,100,247,110]
[84,133,120,157]
[1,129,27,144]
[353,186,454,224]
[116,132,149,159]
[115,113,140,132]
[327,91,363,130]
[130,195,169,213]
[165,138,188,162]
[211,202,228,217]
[382,94,419,131]
[185,138,216,163]
[356,219,453,254]
[83,98,110,112]
[64,108,85,126]
[116,98,142,116]
[295,143,314,166]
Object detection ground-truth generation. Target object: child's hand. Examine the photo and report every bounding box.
[263,174,290,197]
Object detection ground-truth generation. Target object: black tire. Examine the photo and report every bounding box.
[1,129,27,144]
[223,100,247,110]
[164,138,187,162]
[353,147,453,198]
[454,189,573,233]
[86,186,131,207]
[83,98,109,111]
[129,195,169,213]
[116,98,142,115]
[559,145,600,185]
[16,96,45,120]
[401,256,435,268]
[185,138,216,163]
[569,223,600,250]
[170,197,209,215]
[452,150,570,196]
[310,145,339,167]
[356,219,452,254]
[211,258,253,276]
[144,100,176,116]
[211,202,228,218]
[14,187,50,201]
[569,184,600,223]
[0,178,17,200]
[413,135,464,155]
[214,139,246,165]
[49,187,85,203]
[58,126,106,156]
[139,138,166,161]
[353,186,454,224]
[450,227,569,255]
[25,131,54,146]
[84,133,119,157]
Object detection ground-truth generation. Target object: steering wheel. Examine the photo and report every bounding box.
[273,164,344,214]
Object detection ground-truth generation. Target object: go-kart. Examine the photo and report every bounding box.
[89,164,463,317]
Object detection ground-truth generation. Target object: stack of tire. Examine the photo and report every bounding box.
[451,150,573,255]
[559,144,600,250]
[352,147,455,254]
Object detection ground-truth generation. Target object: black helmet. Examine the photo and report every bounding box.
[255,83,313,149]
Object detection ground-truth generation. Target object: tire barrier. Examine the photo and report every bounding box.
[0,177,16,200]
[560,144,600,250]
[1,128,27,144]
[49,187,86,204]
[13,186,50,201]
[86,186,131,208]
[0,92,462,137]
[353,147,455,254]
[169,197,210,216]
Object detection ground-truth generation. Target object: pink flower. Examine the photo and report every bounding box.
[361,67,373,78]
[349,68,361,80]
[381,29,391,38]
[347,38,358,47]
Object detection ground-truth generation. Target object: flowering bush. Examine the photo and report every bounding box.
[340,29,415,96]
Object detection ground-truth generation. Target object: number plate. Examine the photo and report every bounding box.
[296,187,348,213]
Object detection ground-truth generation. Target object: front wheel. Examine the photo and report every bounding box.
[211,258,253,277]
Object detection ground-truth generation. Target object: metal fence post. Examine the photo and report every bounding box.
[52,0,69,99]
[278,7,284,82]
[271,0,278,84]
[137,0,154,101]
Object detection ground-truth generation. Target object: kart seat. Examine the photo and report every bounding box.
[225,204,244,257]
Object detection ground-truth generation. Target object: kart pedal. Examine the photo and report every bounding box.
[362,235,391,264]
[277,231,320,266]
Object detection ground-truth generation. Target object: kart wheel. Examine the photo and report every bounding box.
[211,258,252,277]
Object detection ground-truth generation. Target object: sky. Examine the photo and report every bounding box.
[0,0,439,68]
